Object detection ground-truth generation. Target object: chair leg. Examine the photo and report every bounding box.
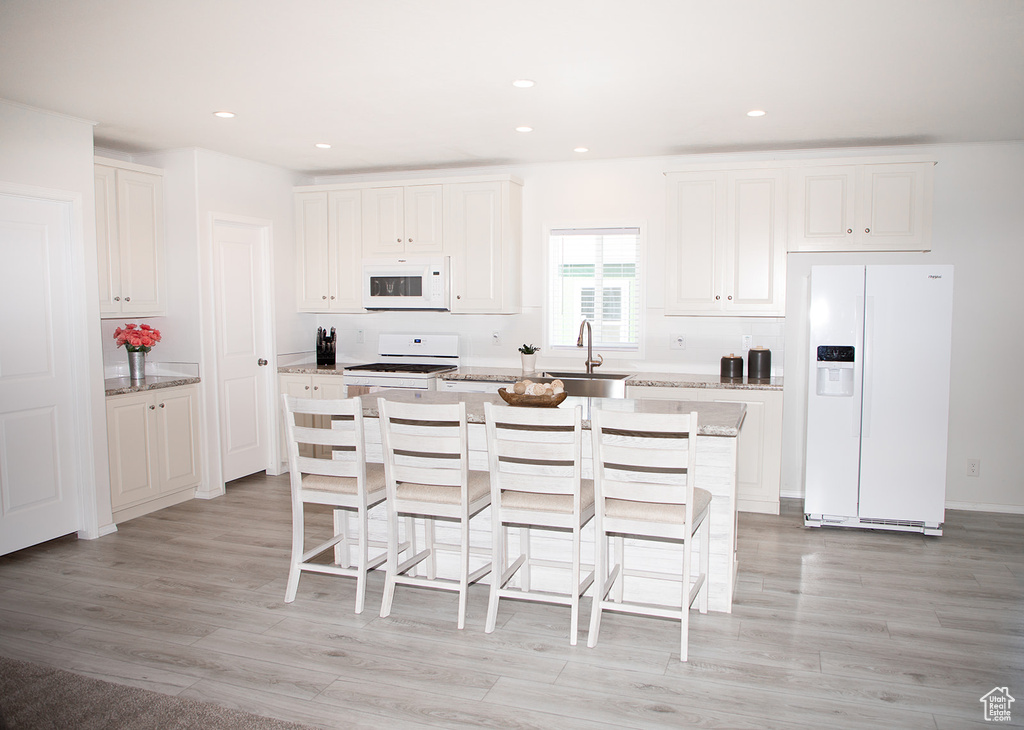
[285,501,303,603]
[380,505,399,619]
[425,518,437,580]
[699,518,710,614]
[485,519,503,634]
[457,517,470,630]
[681,525,693,662]
[587,525,607,648]
[334,507,350,568]
[613,536,625,603]
[354,506,369,615]
[521,526,532,592]
[570,524,581,646]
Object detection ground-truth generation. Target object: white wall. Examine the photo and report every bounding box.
[0,99,114,537]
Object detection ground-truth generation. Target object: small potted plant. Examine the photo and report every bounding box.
[114,323,162,382]
[518,343,539,373]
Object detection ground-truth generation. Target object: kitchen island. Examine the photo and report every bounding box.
[351,389,745,613]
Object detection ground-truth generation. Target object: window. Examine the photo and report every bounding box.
[548,227,641,351]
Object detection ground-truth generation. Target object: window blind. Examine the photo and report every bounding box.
[548,227,641,351]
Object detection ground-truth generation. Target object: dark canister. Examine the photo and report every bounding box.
[748,346,772,380]
[720,353,744,379]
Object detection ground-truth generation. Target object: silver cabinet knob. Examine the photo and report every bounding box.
[159,403,165,408]
[715,295,721,301]
[396,238,402,243]
[408,238,413,243]
[313,385,319,391]
[322,295,327,300]
[124,296,130,302]
[257,358,268,366]
[114,296,121,302]
[149,405,155,410]
[847,229,853,234]
[728,295,733,300]
[330,295,335,300]
[864,228,870,233]
[304,385,310,390]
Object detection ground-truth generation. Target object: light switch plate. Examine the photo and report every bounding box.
[742,335,752,350]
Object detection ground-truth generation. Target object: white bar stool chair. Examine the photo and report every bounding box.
[587,407,711,661]
[377,398,491,629]
[282,395,387,614]
[482,401,595,645]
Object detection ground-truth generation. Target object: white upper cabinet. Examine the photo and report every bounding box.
[362,184,443,257]
[295,190,362,312]
[666,169,787,316]
[789,162,934,251]
[95,160,165,317]
[444,179,522,314]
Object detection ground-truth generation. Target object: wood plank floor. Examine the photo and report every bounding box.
[1,472,1022,729]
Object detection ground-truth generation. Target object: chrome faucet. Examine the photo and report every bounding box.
[577,319,604,374]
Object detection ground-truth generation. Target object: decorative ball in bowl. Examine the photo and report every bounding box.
[498,379,567,407]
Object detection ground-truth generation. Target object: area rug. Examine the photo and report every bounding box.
[0,654,314,730]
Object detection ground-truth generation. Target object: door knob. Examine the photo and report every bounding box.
[258,358,268,366]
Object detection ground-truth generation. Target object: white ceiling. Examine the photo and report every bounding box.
[2,0,1022,175]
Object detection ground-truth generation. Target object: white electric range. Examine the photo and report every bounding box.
[343,333,459,391]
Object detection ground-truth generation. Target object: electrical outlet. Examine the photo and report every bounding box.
[671,334,686,350]
[356,329,364,344]
[742,335,752,350]
[967,458,981,477]
[492,331,501,346]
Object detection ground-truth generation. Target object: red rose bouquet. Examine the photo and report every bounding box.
[113,323,162,353]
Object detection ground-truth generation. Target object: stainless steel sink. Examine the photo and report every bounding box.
[534,371,630,398]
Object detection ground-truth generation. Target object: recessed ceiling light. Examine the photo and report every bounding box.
[574,147,589,153]
[515,126,533,133]
[512,79,535,88]
[314,143,332,149]
[213,111,236,118]
[746,109,766,117]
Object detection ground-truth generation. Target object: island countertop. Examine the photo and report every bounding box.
[359,389,746,437]
[441,367,782,391]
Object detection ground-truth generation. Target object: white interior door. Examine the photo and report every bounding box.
[212,219,271,482]
[0,193,81,555]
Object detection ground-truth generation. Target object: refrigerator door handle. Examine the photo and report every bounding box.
[861,295,874,439]
[852,294,865,439]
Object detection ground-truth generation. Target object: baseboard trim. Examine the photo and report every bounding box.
[945,500,1024,515]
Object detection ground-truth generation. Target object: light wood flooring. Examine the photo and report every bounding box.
[1,472,1022,729]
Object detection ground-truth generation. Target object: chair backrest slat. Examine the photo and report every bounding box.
[282,394,368,493]
[484,402,583,499]
[378,398,471,494]
[591,408,698,509]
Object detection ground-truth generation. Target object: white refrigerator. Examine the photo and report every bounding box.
[804,264,954,535]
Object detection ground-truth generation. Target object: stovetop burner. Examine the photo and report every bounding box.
[345,362,456,375]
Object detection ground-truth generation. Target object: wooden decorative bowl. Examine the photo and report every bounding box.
[498,388,568,408]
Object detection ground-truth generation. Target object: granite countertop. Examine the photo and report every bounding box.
[277,362,354,375]
[105,376,201,396]
[440,367,782,391]
[359,389,746,437]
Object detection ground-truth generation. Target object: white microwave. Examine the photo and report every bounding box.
[362,257,451,310]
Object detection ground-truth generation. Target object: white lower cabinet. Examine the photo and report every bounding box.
[278,374,347,463]
[106,385,201,521]
[625,385,782,514]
